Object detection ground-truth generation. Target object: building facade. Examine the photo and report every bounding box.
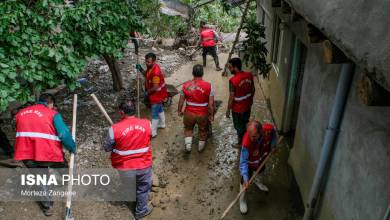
[255,0,390,219]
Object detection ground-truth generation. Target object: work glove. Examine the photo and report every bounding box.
[136,63,144,72]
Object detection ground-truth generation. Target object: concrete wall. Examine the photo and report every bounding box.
[256,0,294,131]
[257,1,390,219]
[290,43,390,219]
[286,0,390,91]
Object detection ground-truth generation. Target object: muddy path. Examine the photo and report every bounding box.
[0,50,302,220]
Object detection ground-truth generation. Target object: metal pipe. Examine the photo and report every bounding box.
[303,63,355,220]
[383,204,390,220]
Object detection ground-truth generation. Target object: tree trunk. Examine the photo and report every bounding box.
[103,54,123,91]
[0,125,13,157]
[222,0,251,76]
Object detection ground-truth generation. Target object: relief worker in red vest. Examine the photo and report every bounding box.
[199,21,222,71]
[239,121,277,214]
[136,53,168,138]
[226,58,255,148]
[178,64,215,152]
[14,93,76,216]
[103,101,153,219]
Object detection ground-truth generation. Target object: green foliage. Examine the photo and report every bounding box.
[0,0,144,112]
[134,0,241,37]
[193,1,241,33]
[242,14,271,78]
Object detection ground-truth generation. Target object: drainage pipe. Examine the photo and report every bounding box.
[303,63,355,220]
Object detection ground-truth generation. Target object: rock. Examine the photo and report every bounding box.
[160,195,170,204]
[152,200,160,207]
[0,207,3,213]
[98,65,109,74]
[152,47,158,51]
[178,48,185,51]
[152,174,160,187]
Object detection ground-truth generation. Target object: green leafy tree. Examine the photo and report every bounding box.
[241,14,271,78]
[0,0,144,112]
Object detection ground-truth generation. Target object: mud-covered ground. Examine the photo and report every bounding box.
[0,45,303,220]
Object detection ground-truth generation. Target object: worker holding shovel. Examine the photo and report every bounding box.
[13,93,76,216]
[199,21,222,71]
[136,52,168,138]
[239,120,277,214]
[102,100,153,219]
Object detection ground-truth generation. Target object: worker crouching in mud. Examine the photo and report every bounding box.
[239,120,277,214]
[136,52,168,138]
[103,101,153,219]
[178,64,215,152]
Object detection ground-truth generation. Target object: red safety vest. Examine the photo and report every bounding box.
[146,64,168,104]
[200,28,216,47]
[111,117,152,170]
[182,79,212,116]
[229,71,254,113]
[243,123,275,170]
[14,104,64,162]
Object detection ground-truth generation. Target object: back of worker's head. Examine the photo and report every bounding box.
[119,100,136,117]
[228,57,242,72]
[38,93,56,109]
[192,64,204,78]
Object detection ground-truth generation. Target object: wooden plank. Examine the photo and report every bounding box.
[357,74,390,106]
[322,40,350,64]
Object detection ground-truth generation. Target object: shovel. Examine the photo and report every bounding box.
[65,94,78,220]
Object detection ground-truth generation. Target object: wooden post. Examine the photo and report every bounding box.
[222,0,251,77]
[357,74,390,106]
[322,40,350,64]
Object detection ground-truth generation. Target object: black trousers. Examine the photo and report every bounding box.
[23,159,68,209]
[232,110,251,144]
[202,46,220,68]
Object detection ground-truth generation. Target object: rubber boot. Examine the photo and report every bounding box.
[254,176,269,192]
[184,137,192,152]
[198,140,206,152]
[151,119,159,138]
[214,56,222,71]
[203,56,207,67]
[158,112,166,129]
[239,184,248,214]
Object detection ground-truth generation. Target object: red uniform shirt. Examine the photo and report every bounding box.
[182,79,213,116]
[14,104,64,162]
[242,123,275,170]
[200,28,216,47]
[111,117,152,170]
[229,71,254,113]
[146,64,168,104]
